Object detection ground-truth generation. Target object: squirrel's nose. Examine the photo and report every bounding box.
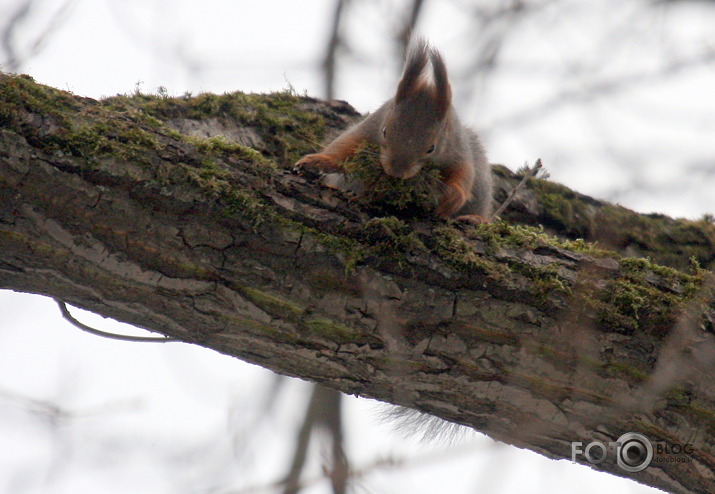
[383,162,419,179]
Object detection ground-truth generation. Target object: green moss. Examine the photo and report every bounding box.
[525,341,650,384]
[577,254,705,336]
[102,88,328,166]
[620,255,702,292]
[467,219,610,258]
[664,385,691,408]
[609,280,649,319]
[0,74,177,167]
[432,225,508,278]
[62,117,160,165]
[186,134,276,170]
[602,361,650,383]
[362,216,428,266]
[205,311,300,342]
[531,179,595,238]
[657,388,715,435]
[241,286,304,321]
[437,219,707,335]
[524,173,715,271]
[301,317,368,344]
[311,230,366,274]
[596,205,715,271]
[173,156,273,228]
[338,144,442,217]
[0,73,75,145]
[476,221,546,249]
[431,221,585,301]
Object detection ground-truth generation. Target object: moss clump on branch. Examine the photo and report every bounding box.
[342,143,443,217]
[595,205,715,270]
[580,255,707,337]
[0,74,166,166]
[186,135,277,172]
[525,173,715,271]
[530,179,597,239]
[101,88,328,165]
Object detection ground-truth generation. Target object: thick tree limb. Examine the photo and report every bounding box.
[1,73,715,493]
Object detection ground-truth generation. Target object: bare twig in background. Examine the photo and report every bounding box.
[1,0,32,72]
[323,0,428,99]
[323,0,348,99]
[1,0,74,73]
[283,385,347,494]
[397,0,427,57]
[453,0,549,101]
[492,48,715,129]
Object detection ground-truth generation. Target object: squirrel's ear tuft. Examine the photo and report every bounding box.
[396,39,452,120]
[430,48,452,120]
[396,38,430,103]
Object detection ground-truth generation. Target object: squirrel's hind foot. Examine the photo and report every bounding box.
[454,214,489,225]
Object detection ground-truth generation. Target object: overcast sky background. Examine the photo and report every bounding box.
[1,0,714,493]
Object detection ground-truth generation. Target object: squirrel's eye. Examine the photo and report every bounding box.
[382,127,387,138]
[426,144,435,154]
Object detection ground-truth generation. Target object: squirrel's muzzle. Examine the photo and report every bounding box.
[381,160,421,179]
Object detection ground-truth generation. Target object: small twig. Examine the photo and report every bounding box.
[397,0,426,56]
[293,131,325,152]
[489,158,543,221]
[53,298,179,343]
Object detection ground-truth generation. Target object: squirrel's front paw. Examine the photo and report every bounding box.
[436,185,468,218]
[294,153,343,174]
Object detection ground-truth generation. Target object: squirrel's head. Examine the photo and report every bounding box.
[379,39,452,179]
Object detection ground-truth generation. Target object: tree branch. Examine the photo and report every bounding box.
[1,73,715,493]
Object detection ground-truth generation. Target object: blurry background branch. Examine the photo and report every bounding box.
[322,0,347,100]
[0,0,74,73]
[396,0,426,57]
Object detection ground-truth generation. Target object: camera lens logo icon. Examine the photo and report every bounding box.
[616,432,653,472]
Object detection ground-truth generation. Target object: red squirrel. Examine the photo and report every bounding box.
[295,39,493,221]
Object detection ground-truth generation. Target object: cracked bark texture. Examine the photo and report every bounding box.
[1,73,715,493]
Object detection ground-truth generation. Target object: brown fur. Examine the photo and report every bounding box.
[395,39,431,103]
[429,49,452,120]
[436,162,474,217]
[295,38,493,219]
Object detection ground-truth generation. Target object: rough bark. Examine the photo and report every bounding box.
[1,73,715,493]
